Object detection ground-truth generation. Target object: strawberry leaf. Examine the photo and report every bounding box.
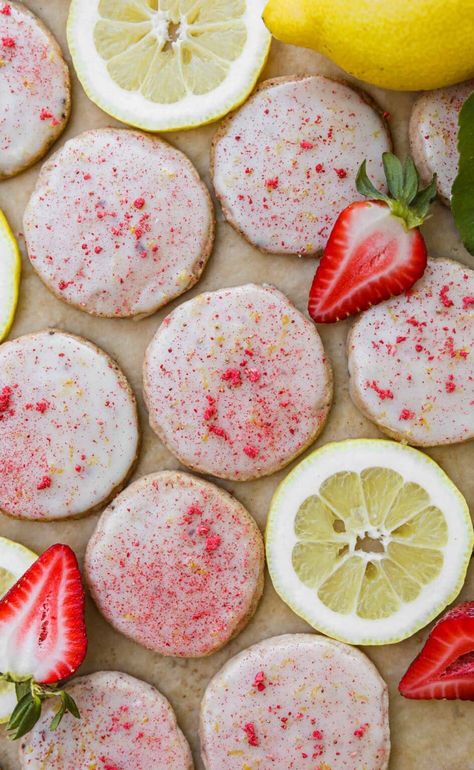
[7,693,34,732]
[49,698,66,731]
[412,176,438,219]
[402,157,419,205]
[50,690,81,730]
[383,152,404,199]
[452,91,474,255]
[15,681,31,702]
[9,696,42,741]
[356,160,388,202]
[63,691,80,719]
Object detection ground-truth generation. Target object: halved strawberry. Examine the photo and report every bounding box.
[0,543,87,739]
[399,602,474,700]
[308,153,437,323]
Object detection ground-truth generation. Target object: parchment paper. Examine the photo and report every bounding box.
[1,2,474,768]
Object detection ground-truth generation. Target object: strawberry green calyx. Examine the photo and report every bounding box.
[356,152,437,229]
[0,673,80,740]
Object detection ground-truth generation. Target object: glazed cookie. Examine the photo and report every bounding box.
[23,128,215,318]
[0,1,70,179]
[19,671,193,770]
[211,75,391,256]
[200,634,390,770]
[0,330,139,520]
[348,259,474,446]
[409,81,474,205]
[85,471,264,657]
[143,284,333,480]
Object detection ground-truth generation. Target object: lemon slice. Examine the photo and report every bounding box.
[266,439,474,645]
[0,211,21,343]
[67,0,271,132]
[0,537,37,723]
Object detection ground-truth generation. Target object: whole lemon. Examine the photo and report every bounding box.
[263,0,474,91]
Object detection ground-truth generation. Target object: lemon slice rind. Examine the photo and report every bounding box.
[266,439,474,646]
[0,211,21,343]
[67,0,271,132]
[0,537,37,723]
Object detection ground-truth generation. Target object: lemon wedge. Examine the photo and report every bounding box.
[67,0,271,131]
[0,211,21,343]
[0,537,37,723]
[266,440,474,645]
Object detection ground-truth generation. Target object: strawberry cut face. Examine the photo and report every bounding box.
[308,200,428,323]
[399,601,474,700]
[0,544,87,685]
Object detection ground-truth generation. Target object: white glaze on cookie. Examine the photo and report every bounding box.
[200,634,390,770]
[211,76,391,255]
[19,671,193,770]
[409,81,474,204]
[348,259,474,446]
[0,1,70,179]
[0,330,139,520]
[23,128,214,317]
[85,471,264,657]
[143,284,332,480]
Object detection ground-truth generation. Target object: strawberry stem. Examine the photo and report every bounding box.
[0,673,81,740]
[356,153,437,229]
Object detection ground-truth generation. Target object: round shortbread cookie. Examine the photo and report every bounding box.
[211,76,391,256]
[0,1,70,179]
[19,671,193,770]
[23,128,215,318]
[0,330,139,520]
[85,471,264,657]
[409,81,474,205]
[143,284,333,480]
[348,259,474,446]
[200,634,390,770]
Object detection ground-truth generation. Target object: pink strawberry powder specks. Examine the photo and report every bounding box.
[200,635,389,770]
[349,259,474,445]
[212,76,390,255]
[143,284,332,480]
[23,129,214,318]
[84,472,263,658]
[0,331,138,520]
[20,671,193,769]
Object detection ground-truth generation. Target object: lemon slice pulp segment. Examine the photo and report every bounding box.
[266,440,474,645]
[0,211,21,343]
[0,538,37,723]
[67,0,271,131]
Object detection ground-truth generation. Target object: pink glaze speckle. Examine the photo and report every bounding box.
[212,76,390,255]
[19,671,193,770]
[23,128,214,317]
[143,284,333,480]
[85,471,264,657]
[0,1,69,178]
[0,330,138,520]
[200,634,390,770]
[410,81,474,203]
[348,259,474,446]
